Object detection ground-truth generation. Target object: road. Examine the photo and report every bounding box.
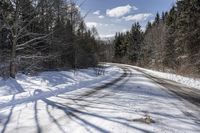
[0,64,200,133]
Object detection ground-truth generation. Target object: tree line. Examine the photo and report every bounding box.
[112,0,200,76]
[0,0,101,78]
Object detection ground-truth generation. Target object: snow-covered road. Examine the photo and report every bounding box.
[0,64,200,133]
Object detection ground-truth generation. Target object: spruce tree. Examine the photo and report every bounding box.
[163,6,177,69]
[127,22,143,64]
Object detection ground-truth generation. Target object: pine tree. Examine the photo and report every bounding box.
[163,6,177,69]
[127,22,143,64]
[114,33,127,59]
[0,0,100,78]
[155,12,160,24]
[175,0,200,73]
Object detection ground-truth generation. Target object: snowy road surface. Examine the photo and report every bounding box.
[0,64,200,133]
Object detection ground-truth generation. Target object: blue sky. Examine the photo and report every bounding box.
[77,0,176,38]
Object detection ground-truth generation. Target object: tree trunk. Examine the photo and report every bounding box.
[10,38,16,78]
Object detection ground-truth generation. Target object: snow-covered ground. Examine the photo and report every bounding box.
[130,66,200,90]
[0,66,123,101]
[0,64,199,133]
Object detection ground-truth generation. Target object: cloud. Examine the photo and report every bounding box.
[123,13,153,22]
[106,5,137,18]
[100,34,115,38]
[86,22,111,28]
[99,23,110,27]
[86,22,98,28]
[93,10,100,15]
[98,15,105,19]
[122,29,128,32]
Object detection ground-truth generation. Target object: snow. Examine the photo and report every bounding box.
[131,66,200,90]
[0,63,200,133]
[0,65,199,133]
[0,78,23,96]
[0,66,122,100]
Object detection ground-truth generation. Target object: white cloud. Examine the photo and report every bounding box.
[122,29,128,32]
[86,22,111,28]
[123,13,153,22]
[98,15,105,19]
[93,10,100,15]
[99,23,111,27]
[106,5,137,18]
[86,22,98,28]
[100,34,115,38]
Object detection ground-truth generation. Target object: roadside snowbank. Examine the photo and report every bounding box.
[132,66,200,90]
[0,66,122,98]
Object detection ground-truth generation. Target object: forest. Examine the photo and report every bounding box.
[0,0,200,79]
[0,0,200,132]
[0,0,102,78]
[112,0,200,77]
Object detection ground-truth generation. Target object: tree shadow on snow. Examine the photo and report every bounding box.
[33,90,42,133]
[32,89,154,133]
[0,95,16,133]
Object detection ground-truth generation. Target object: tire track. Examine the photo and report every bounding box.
[130,67,200,124]
[74,67,131,99]
[132,67,200,107]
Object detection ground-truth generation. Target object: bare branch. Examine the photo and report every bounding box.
[16,32,53,49]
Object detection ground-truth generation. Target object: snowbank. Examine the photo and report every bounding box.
[0,65,122,98]
[132,66,200,90]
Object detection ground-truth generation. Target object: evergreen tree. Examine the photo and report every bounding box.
[127,22,143,64]
[0,0,100,78]
[114,33,127,59]
[175,0,200,73]
[155,12,160,24]
[163,6,177,69]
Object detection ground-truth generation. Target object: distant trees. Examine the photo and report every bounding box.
[113,23,143,64]
[0,0,100,78]
[112,0,200,76]
[1,0,199,78]
[127,23,143,64]
[114,33,127,60]
[141,12,166,70]
[163,6,177,70]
